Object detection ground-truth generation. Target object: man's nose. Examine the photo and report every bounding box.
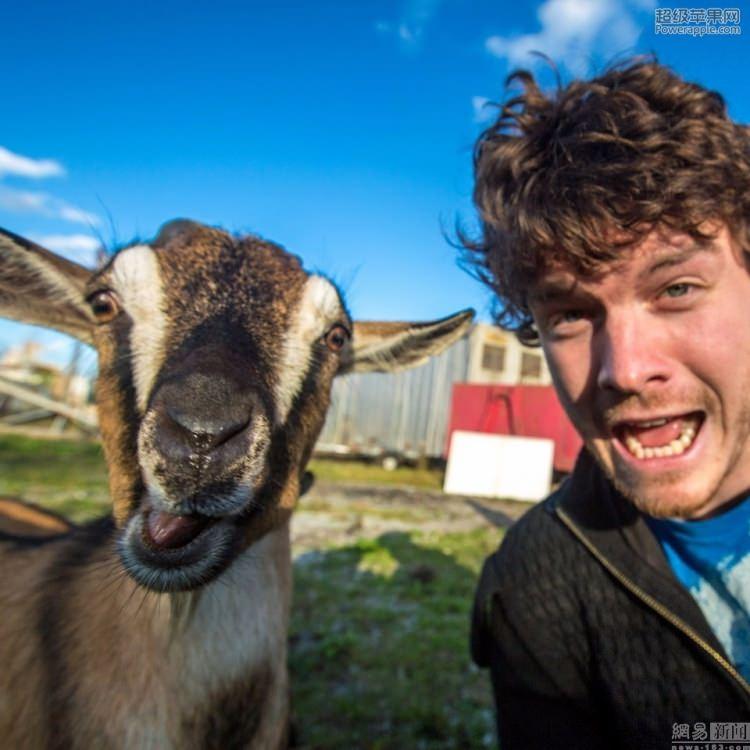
[595,313,669,394]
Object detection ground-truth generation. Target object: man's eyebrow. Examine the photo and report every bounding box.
[529,278,580,303]
[645,240,718,274]
[530,240,719,302]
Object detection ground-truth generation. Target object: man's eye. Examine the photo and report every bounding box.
[551,310,584,327]
[663,283,691,298]
[561,310,583,323]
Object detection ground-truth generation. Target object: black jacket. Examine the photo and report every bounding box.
[471,450,750,749]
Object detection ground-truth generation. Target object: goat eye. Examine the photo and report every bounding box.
[324,324,349,352]
[88,290,120,323]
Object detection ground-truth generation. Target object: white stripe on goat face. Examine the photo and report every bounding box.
[110,245,168,413]
[274,275,343,425]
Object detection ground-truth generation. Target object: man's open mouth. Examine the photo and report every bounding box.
[613,412,704,460]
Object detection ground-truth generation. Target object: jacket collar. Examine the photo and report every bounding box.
[549,449,726,653]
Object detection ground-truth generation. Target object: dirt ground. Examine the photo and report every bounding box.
[292,479,532,555]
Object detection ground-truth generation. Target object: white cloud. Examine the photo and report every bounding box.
[399,24,415,42]
[472,96,494,123]
[0,187,46,212]
[56,204,100,225]
[485,0,646,75]
[0,186,99,226]
[0,145,99,228]
[30,233,101,262]
[376,0,445,50]
[0,146,65,179]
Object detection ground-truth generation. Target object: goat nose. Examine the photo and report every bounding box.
[151,395,255,467]
[165,404,251,450]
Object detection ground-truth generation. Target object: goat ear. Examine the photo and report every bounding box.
[341,308,474,374]
[0,228,94,344]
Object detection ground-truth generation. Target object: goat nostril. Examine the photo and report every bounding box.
[204,416,252,449]
[162,404,252,451]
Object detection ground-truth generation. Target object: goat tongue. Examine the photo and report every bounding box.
[145,510,208,549]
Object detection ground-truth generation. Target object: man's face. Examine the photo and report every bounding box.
[530,225,750,519]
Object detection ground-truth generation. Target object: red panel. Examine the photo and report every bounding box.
[446,383,582,472]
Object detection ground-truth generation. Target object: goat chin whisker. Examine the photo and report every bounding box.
[0,219,470,748]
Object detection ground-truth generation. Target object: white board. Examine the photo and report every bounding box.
[443,430,554,502]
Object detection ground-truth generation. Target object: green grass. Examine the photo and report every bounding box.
[0,434,110,521]
[308,458,444,490]
[290,529,500,749]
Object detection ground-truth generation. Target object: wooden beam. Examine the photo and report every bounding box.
[0,376,97,432]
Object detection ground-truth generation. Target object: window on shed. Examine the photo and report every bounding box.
[520,352,542,380]
[481,344,506,373]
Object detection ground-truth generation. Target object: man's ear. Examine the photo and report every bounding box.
[340,308,474,374]
[0,228,94,344]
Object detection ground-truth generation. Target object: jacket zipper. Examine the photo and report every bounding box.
[555,505,750,700]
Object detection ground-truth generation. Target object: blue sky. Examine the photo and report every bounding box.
[1,0,748,369]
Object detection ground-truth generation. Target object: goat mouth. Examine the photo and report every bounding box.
[117,504,243,593]
[142,508,214,550]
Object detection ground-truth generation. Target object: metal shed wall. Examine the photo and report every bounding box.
[317,334,471,458]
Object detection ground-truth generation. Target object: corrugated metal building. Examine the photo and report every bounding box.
[316,323,552,461]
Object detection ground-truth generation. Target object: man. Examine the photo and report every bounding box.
[467,59,750,749]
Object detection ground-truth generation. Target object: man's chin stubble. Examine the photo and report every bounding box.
[585,443,708,520]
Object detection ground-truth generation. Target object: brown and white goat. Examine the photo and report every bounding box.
[0,220,472,749]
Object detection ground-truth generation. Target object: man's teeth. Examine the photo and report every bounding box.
[637,418,668,428]
[623,421,698,460]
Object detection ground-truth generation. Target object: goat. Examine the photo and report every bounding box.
[0,220,473,749]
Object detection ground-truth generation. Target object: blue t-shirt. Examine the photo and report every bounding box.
[647,500,750,681]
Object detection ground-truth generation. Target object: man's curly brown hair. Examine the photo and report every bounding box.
[462,58,750,344]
